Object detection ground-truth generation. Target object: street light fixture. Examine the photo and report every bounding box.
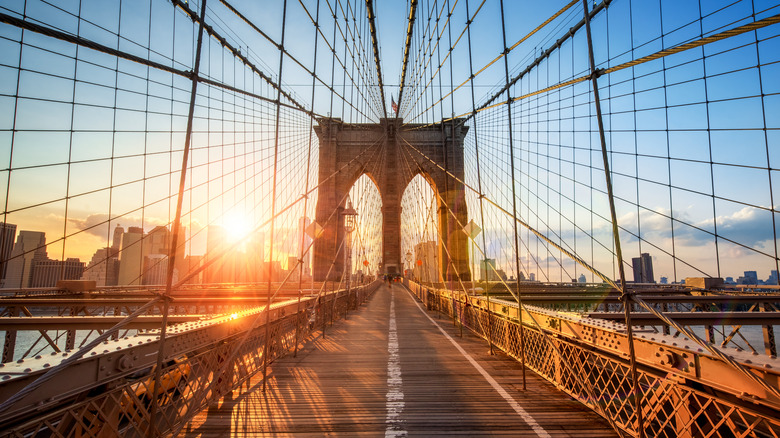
[405,250,412,278]
[342,199,358,288]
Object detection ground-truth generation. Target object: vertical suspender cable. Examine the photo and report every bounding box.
[463,0,493,355]
[498,0,526,390]
[263,0,289,393]
[580,1,643,435]
[295,0,321,358]
[148,0,208,435]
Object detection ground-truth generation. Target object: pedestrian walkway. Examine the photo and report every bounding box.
[181,284,616,437]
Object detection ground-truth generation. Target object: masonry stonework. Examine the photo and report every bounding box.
[313,118,470,282]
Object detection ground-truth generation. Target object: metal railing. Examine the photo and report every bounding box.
[408,281,780,437]
[0,282,379,437]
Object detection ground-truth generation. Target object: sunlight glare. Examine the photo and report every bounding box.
[223,214,252,244]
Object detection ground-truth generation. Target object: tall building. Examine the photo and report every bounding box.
[5,231,47,288]
[31,258,84,287]
[117,227,144,285]
[81,247,119,287]
[146,226,170,255]
[111,224,124,251]
[578,273,587,283]
[738,270,759,285]
[299,217,311,276]
[0,222,17,287]
[767,270,779,285]
[632,253,655,283]
[182,255,203,284]
[480,258,503,282]
[143,254,173,285]
[246,232,265,283]
[204,225,228,284]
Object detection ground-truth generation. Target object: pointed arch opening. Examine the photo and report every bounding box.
[401,173,441,283]
[348,174,383,281]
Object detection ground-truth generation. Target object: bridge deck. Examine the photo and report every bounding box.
[181,285,616,437]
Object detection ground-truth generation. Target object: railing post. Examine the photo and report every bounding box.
[761,302,777,357]
[2,307,18,363]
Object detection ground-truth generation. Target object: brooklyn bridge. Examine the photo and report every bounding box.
[0,0,779,436]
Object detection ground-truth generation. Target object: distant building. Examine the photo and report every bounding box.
[529,272,536,282]
[204,226,228,283]
[182,255,204,284]
[246,232,265,283]
[299,217,311,276]
[725,276,735,284]
[287,255,300,280]
[143,254,171,285]
[117,227,144,285]
[737,271,759,285]
[0,222,17,287]
[111,224,124,251]
[263,260,283,281]
[5,230,84,289]
[767,270,779,285]
[81,247,119,287]
[578,273,586,283]
[660,276,668,284]
[632,253,654,283]
[5,231,47,288]
[31,258,84,287]
[480,258,500,281]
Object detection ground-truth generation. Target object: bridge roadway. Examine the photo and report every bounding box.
[181,284,615,437]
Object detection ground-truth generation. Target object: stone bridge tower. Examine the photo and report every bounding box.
[313,117,470,282]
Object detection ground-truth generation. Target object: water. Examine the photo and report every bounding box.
[1,329,140,361]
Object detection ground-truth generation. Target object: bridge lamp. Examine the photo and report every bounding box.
[342,200,358,287]
[405,251,412,277]
[342,200,358,234]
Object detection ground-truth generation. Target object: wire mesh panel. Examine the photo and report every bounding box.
[0,284,377,437]
[409,283,780,438]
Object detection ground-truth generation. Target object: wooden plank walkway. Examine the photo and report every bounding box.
[180,284,617,437]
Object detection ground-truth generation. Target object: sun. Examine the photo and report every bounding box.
[223,213,252,244]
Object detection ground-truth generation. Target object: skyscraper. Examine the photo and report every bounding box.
[143,254,172,285]
[299,217,311,276]
[5,231,47,289]
[0,222,17,287]
[117,227,144,285]
[31,258,84,288]
[111,224,124,251]
[81,247,119,287]
[480,258,501,281]
[204,225,227,284]
[632,253,655,283]
[246,231,265,283]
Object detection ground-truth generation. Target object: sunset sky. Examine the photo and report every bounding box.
[1,0,779,283]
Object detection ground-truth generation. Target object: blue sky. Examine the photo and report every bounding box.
[1,0,780,284]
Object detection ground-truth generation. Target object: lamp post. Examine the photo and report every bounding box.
[405,250,413,279]
[342,199,358,292]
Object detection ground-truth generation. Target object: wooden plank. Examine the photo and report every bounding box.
[180,285,617,437]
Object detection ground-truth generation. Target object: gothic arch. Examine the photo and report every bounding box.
[313,117,470,281]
